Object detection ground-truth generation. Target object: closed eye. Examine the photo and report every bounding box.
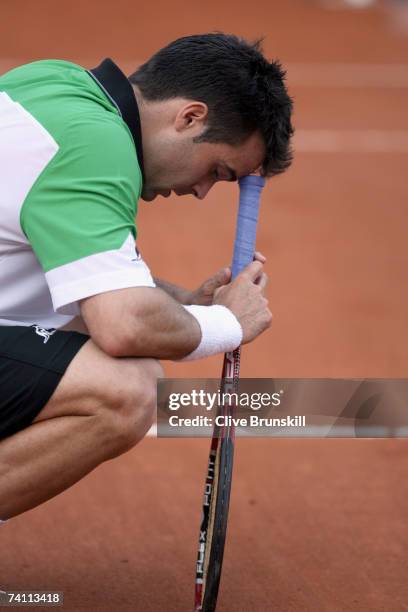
[214,164,238,182]
[213,166,237,182]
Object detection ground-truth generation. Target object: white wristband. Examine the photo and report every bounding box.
[179,304,243,361]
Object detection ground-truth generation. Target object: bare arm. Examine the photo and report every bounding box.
[80,261,271,361]
[80,286,201,359]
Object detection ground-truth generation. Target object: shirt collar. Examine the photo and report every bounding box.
[87,58,145,182]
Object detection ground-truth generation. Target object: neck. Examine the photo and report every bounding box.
[131,85,190,136]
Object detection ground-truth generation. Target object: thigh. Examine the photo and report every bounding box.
[33,337,162,424]
[0,325,89,440]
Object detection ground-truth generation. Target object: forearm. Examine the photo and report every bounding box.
[154,277,191,304]
[123,289,201,359]
[117,289,242,361]
[81,260,270,362]
[81,287,201,360]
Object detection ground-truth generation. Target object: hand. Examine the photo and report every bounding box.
[187,252,267,306]
[213,259,272,344]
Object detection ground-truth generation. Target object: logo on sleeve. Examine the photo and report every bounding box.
[131,246,142,262]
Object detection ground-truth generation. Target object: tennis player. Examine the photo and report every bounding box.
[0,33,293,520]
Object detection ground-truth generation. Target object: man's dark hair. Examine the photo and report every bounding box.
[129,33,293,177]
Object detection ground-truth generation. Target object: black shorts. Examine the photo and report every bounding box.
[0,325,89,441]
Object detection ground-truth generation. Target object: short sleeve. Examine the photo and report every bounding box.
[21,115,155,315]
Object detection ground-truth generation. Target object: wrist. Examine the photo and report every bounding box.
[179,304,242,361]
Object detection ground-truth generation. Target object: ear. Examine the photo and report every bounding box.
[174,101,208,133]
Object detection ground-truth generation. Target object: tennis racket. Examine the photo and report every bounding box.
[194,175,265,612]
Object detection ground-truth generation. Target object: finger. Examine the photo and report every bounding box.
[255,272,268,290]
[206,267,231,290]
[239,260,264,281]
[253,251,266,263]
[217,267,232,284]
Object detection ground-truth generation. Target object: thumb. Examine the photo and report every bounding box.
[215,266,232,286]
[205,267,231,290]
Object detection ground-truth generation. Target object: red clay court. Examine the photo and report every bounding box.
[1,1,408,610]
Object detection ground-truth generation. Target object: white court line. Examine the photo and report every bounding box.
[122,62,408,89]
[2,61,407,155]
[295,129,408,152]
[1,59,408,88]
[1,61,406,154]
[287,63,408,88]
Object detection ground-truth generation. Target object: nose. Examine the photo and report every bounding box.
[192,179,215,200]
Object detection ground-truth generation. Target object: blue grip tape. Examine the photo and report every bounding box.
[231,175,265,279]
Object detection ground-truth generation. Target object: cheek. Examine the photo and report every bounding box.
[153,143,211,187]
[173,158,206,184]
[187,154,212,181]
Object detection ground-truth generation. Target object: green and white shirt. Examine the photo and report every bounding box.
[0,58,154,329]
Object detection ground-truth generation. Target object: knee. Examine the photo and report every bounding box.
[101,358,162,455]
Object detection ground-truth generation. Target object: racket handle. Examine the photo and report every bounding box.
[231,175,265,279]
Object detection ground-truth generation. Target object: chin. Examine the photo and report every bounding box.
[141,190,157,202]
